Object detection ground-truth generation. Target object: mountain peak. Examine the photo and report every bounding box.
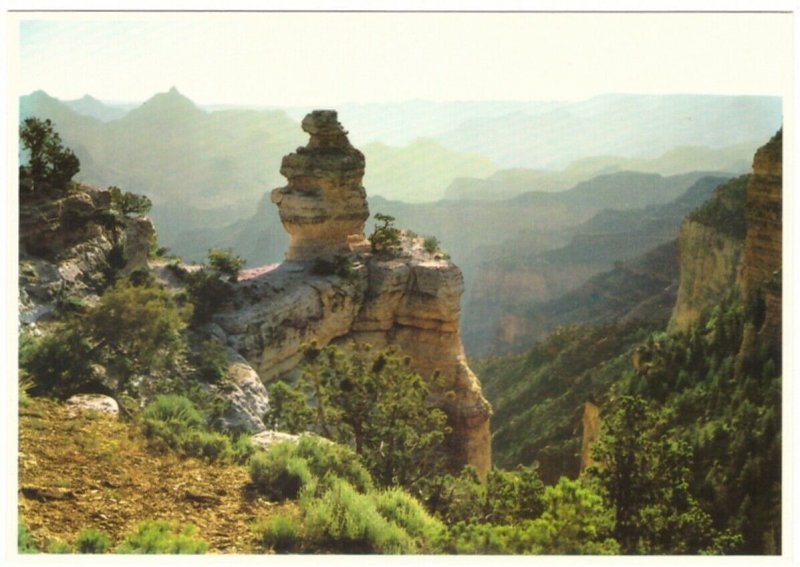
[126,87,204,121]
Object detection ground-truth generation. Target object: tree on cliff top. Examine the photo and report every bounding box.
[19,117,80,192]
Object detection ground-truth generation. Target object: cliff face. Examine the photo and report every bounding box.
[668,220,744,332]
[214,111,492,475]
[740,129,782,348]
[668,130,782,342]
[19,182,153,323]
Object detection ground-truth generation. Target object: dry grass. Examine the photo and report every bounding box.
[18,398,286,553]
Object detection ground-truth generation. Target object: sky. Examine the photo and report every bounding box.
[10,11,795,107]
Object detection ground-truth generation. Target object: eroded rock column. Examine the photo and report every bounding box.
[270,110,370,262]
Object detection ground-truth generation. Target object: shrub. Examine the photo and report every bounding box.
[374,487,444,547]
[194,338,228,383]
[142,395,234,463]
[423,236,440,254]
[19,326,96,398]
[302,478,413,554]
[295,436,373,494]
[179,430,235,462]
[249,444,313,501]
[18,520,37,554]
[208,248,246,282]
[233,434,256,464]
[88,281,189,386]
[116,520,208,554]
[266,381,314,432]
[183,269,229,323]
[75,528,111,553]
[46,539,73,553]
[143,394,205,432]
[109,186,152,217]
[252,513,300,553]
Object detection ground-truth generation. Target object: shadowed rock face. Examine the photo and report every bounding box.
[270,110,370,262]
[217,110,492,475]
[741,129,782,346]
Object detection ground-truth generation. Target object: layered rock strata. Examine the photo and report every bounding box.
[270,110,370,262]
[740,129,782,346]
[668,220,744,332]
[215,111,492,475]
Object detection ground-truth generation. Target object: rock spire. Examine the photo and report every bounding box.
[270,110,370,262]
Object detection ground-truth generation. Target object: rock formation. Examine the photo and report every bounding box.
[215,111,492,475]
[270,110,370,262]
[668,204,745,332]
[19,183,154,324]
[731,129,783,374]
[668,130,782,345]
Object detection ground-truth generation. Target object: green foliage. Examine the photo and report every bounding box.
[88,280,189,390]
[369,213,402,255]
[531,476,619,554]
[477,321,656,480]
[266,381,314,432]
[249,444,314,501]
[589,396,724,554]
[142,395,235,463]
[20,325,96,399]
[687,175,748,239]
[46,539,73,553]
[18,372,35,407]
[434,476,617,554]
[116,520,208,554]
[194,338,228,383]
[176,266,229,324]
[294,436,373,494]
[373,488,445,549]
[302,477,414,554]
[208,247,246,282]
[269,343,451,489]
[18,519,38,554]
[108,185,152,217]
[19,117,80,191]
[419,464,545,527]
[75,528,111,553]
[423,236,441,254]
[251,513,300,553]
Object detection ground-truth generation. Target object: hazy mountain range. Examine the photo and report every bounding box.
[19,89,781,354]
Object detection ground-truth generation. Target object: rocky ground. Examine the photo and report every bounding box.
[18,398,294,554]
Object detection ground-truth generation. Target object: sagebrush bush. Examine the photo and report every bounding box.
[179,430,235,462]
[252,513,300,553]
[249,444,313,501]
[116,520,207,554]
[233,433,256,464]
[142,395,234,463]
[75,527,111,553]
[374,488,444,546]
[295,437,373,494]
[302,478,413,554]
[46,539,73,553]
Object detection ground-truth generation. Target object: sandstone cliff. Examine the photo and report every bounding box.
[213,111,492,475]
[668,129,782,344]
[737,129,782,368]
[667,177,748,332]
